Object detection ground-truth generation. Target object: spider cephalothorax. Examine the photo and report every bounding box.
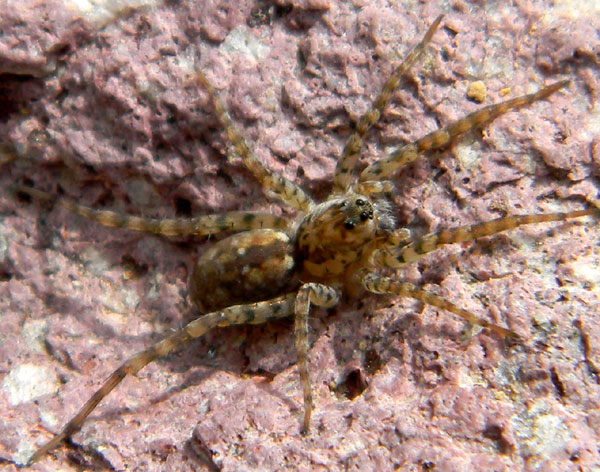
[296,194,394,279]
[18,14,597,466]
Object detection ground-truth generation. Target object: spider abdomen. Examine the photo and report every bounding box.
[189,229,299,312]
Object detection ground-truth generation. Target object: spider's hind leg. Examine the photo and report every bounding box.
[14,185,289,236]
[26,294,298,466]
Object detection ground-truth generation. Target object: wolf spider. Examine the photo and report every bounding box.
[20,15,596,465]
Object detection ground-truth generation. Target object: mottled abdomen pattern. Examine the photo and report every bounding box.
[189,229,298,312]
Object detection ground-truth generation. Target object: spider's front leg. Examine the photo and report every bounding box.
[333,14,444,193]
[363,273,518,339]
[384,208,599,268]
[367,207,599,340]
[294,283,340,432]
[361,80,569,182]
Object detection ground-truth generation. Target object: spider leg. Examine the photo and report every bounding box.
[333,15,443,193]
[14,185,288,236]
[26,294,297,466]
[196,71,314,212]
[363,274,517,339]
[378,208,598,268]
[360,80,569,182]
[356,180,395,195]
[294,283,340,433]
[366,209,598,340]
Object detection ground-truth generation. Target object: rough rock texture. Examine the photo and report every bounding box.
[1,0,599,471]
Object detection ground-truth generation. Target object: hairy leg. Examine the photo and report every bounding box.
[15,185,289,236]
[356,180,395,196]
[377,208,598,268]
[26,294,297,466]
[360,80,569,182]
[363,274,517,339]
[294,283,340,433]
[333,15,443,193]
[365,209,598,340]
[196,71,313,212]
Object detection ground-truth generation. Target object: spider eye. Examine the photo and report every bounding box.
[340,202,347,208]
[344,220,356,230]
[356,199,365,206]
[359,211,371,221]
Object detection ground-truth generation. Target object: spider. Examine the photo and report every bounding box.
[18,14,596,466]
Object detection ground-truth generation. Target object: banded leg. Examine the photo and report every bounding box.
[376,208,598,268]
[363,274,517,339]
[196,71,313,212]
[294,283,340,433]
[26,294,297,466]
[333,15,443,193]
[356,180,395,196]
[15,185,288,236]
[361,80,569,182]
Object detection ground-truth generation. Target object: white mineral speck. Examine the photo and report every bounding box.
[2,364,60,406]
[221,26,270,62]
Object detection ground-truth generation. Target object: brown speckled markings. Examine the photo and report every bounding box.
[0,1,599,472]
[189,229,297,312]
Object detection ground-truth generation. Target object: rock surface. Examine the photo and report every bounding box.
[1,1,599,471]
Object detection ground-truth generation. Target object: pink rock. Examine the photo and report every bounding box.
[1,1,598,471]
